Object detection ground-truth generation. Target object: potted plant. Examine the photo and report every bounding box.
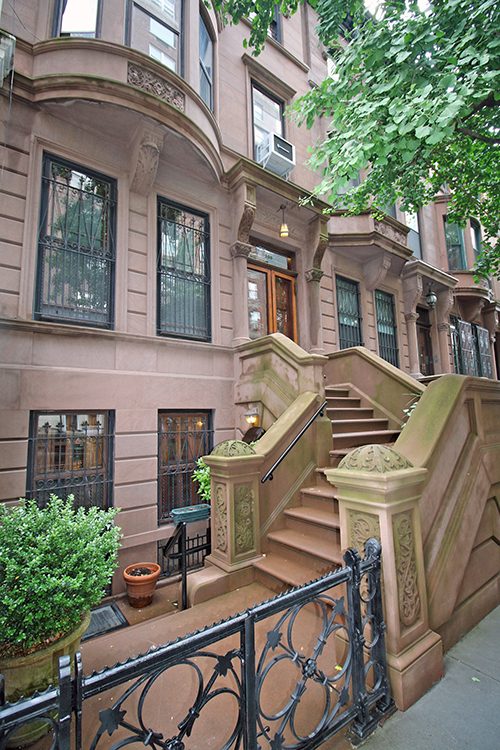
[123,562,161,608]
[0,494,121,746]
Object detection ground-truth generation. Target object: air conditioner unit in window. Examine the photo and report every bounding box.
[256,132,295,178]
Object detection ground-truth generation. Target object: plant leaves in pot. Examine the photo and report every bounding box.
[123,562,161,608]
[0,495,121,747]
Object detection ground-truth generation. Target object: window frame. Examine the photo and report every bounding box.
[374,288,399,367]
[52,0,103,38]
[157,409,213,523]
[443,216,467,271]
[470,219,482,260]
[335,274,363,350]
[251,82,285,161]
[199,10,214,110]
[35,152,117,329]
[126,0,184,77]
[156,196,211,342]
[27,410,114,510]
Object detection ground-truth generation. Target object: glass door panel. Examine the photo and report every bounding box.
[248,267,269,340]
[273,273,295,340]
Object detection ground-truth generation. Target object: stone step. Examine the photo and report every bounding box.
[331,429,400,450]
[284,504,340,530]
[326,396,361,409]
[299,484,337,503]
[327,407,374,420]
[253,552,331,591]
[267,528,343,567]
[325,386,351,398]
[331,418,389,434]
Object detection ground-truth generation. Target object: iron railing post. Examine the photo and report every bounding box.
[74,652,84,750]
[242,615,257,750]
[57,655,72,750]
[180,521,188,611]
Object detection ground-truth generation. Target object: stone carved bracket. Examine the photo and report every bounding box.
[364,252,392,291]
[233,183,257,244]
[393,511,421,628]
[307,216,329,270]
[436,289,454,327]
[130,125,165,196]
[403,273,423,316]
[128,62,185,111]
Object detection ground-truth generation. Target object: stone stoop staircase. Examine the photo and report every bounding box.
[253,385,401,593]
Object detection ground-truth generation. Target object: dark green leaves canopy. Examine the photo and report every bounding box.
[211,0,500,278]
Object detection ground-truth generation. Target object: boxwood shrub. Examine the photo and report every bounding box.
[0,495,121,658]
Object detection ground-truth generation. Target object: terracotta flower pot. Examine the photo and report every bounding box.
[0,612,91,747]
[123,562,161,608]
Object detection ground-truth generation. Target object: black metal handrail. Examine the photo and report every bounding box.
[261,399,327,483]
[0,539,393,750]
[158,521,188,610]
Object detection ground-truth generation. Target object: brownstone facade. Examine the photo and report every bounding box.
[1,1,498,589]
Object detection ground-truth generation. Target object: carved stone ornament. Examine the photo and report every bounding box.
[348,510,380,553]
[393,511,421,627]
[305,267,324,283]
[211,440,256,457]
[131,130,164,195]
[215,484,228,553]
[403,273,423,316]
[127,63,185,111]
[436,288,454,327]
[238,201,256,243]
[374,219,407,246]
[230,241,254,260]
[364,253,392,291]
[339,444,413,473]
[234,484,255,555]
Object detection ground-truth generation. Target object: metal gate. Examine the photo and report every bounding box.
[0,540,393,749]
[450,318,493,378]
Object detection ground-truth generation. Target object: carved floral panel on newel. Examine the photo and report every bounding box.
[348,510,380,553]
[234,484,255,555]
[214,484,227,553]
[393,511,421,628]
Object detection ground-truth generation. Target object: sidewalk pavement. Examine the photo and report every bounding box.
[359,605,500,750]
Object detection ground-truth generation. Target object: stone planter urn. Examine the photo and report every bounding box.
[123,562,161,608]
[0,611,91,747]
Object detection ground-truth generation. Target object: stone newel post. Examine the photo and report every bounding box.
[204,440,262,572]
[325,444,443,710]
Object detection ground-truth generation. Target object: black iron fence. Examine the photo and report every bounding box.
[0,539,393,749]
[158,526,211,578]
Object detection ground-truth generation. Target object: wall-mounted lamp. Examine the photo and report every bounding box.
[279,204,289,238]
[425,286,437,309]
[244,407,260,427]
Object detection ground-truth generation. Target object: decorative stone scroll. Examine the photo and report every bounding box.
[234,484,255,555]
[128,63,185,111]
[393,511,421,627]
[214,484,228,553]
[348,510,380,553]
[339,444,413,473]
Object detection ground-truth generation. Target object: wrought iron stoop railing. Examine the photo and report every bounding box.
[0,539,393,750]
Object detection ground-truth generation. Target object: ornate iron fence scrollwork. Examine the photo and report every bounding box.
[0,540,393,750]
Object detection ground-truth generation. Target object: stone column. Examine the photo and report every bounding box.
[305,267,324,354]
[402,273,423,378]
[230,241,253,346]
[436,289,454,373]
[204,440,262,572]
[325,444,443,710]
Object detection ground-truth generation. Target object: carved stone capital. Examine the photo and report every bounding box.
[364,252,392,291]
[305,267,324,283]
[230,241,254,260]
[405,312,419,323]
[127,63,185,111]
[437,322,450,332]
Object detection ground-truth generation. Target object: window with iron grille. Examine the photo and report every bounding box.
[375,290,399,367]
[27,411,113,509]
[450,316,493,378]
[35,155,116,327]
[336,275,363,349]
[157,199,211,340]
[158,411,213,522]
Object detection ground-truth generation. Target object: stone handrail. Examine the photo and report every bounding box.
[324,346,425,427]
[394,374,500,649]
